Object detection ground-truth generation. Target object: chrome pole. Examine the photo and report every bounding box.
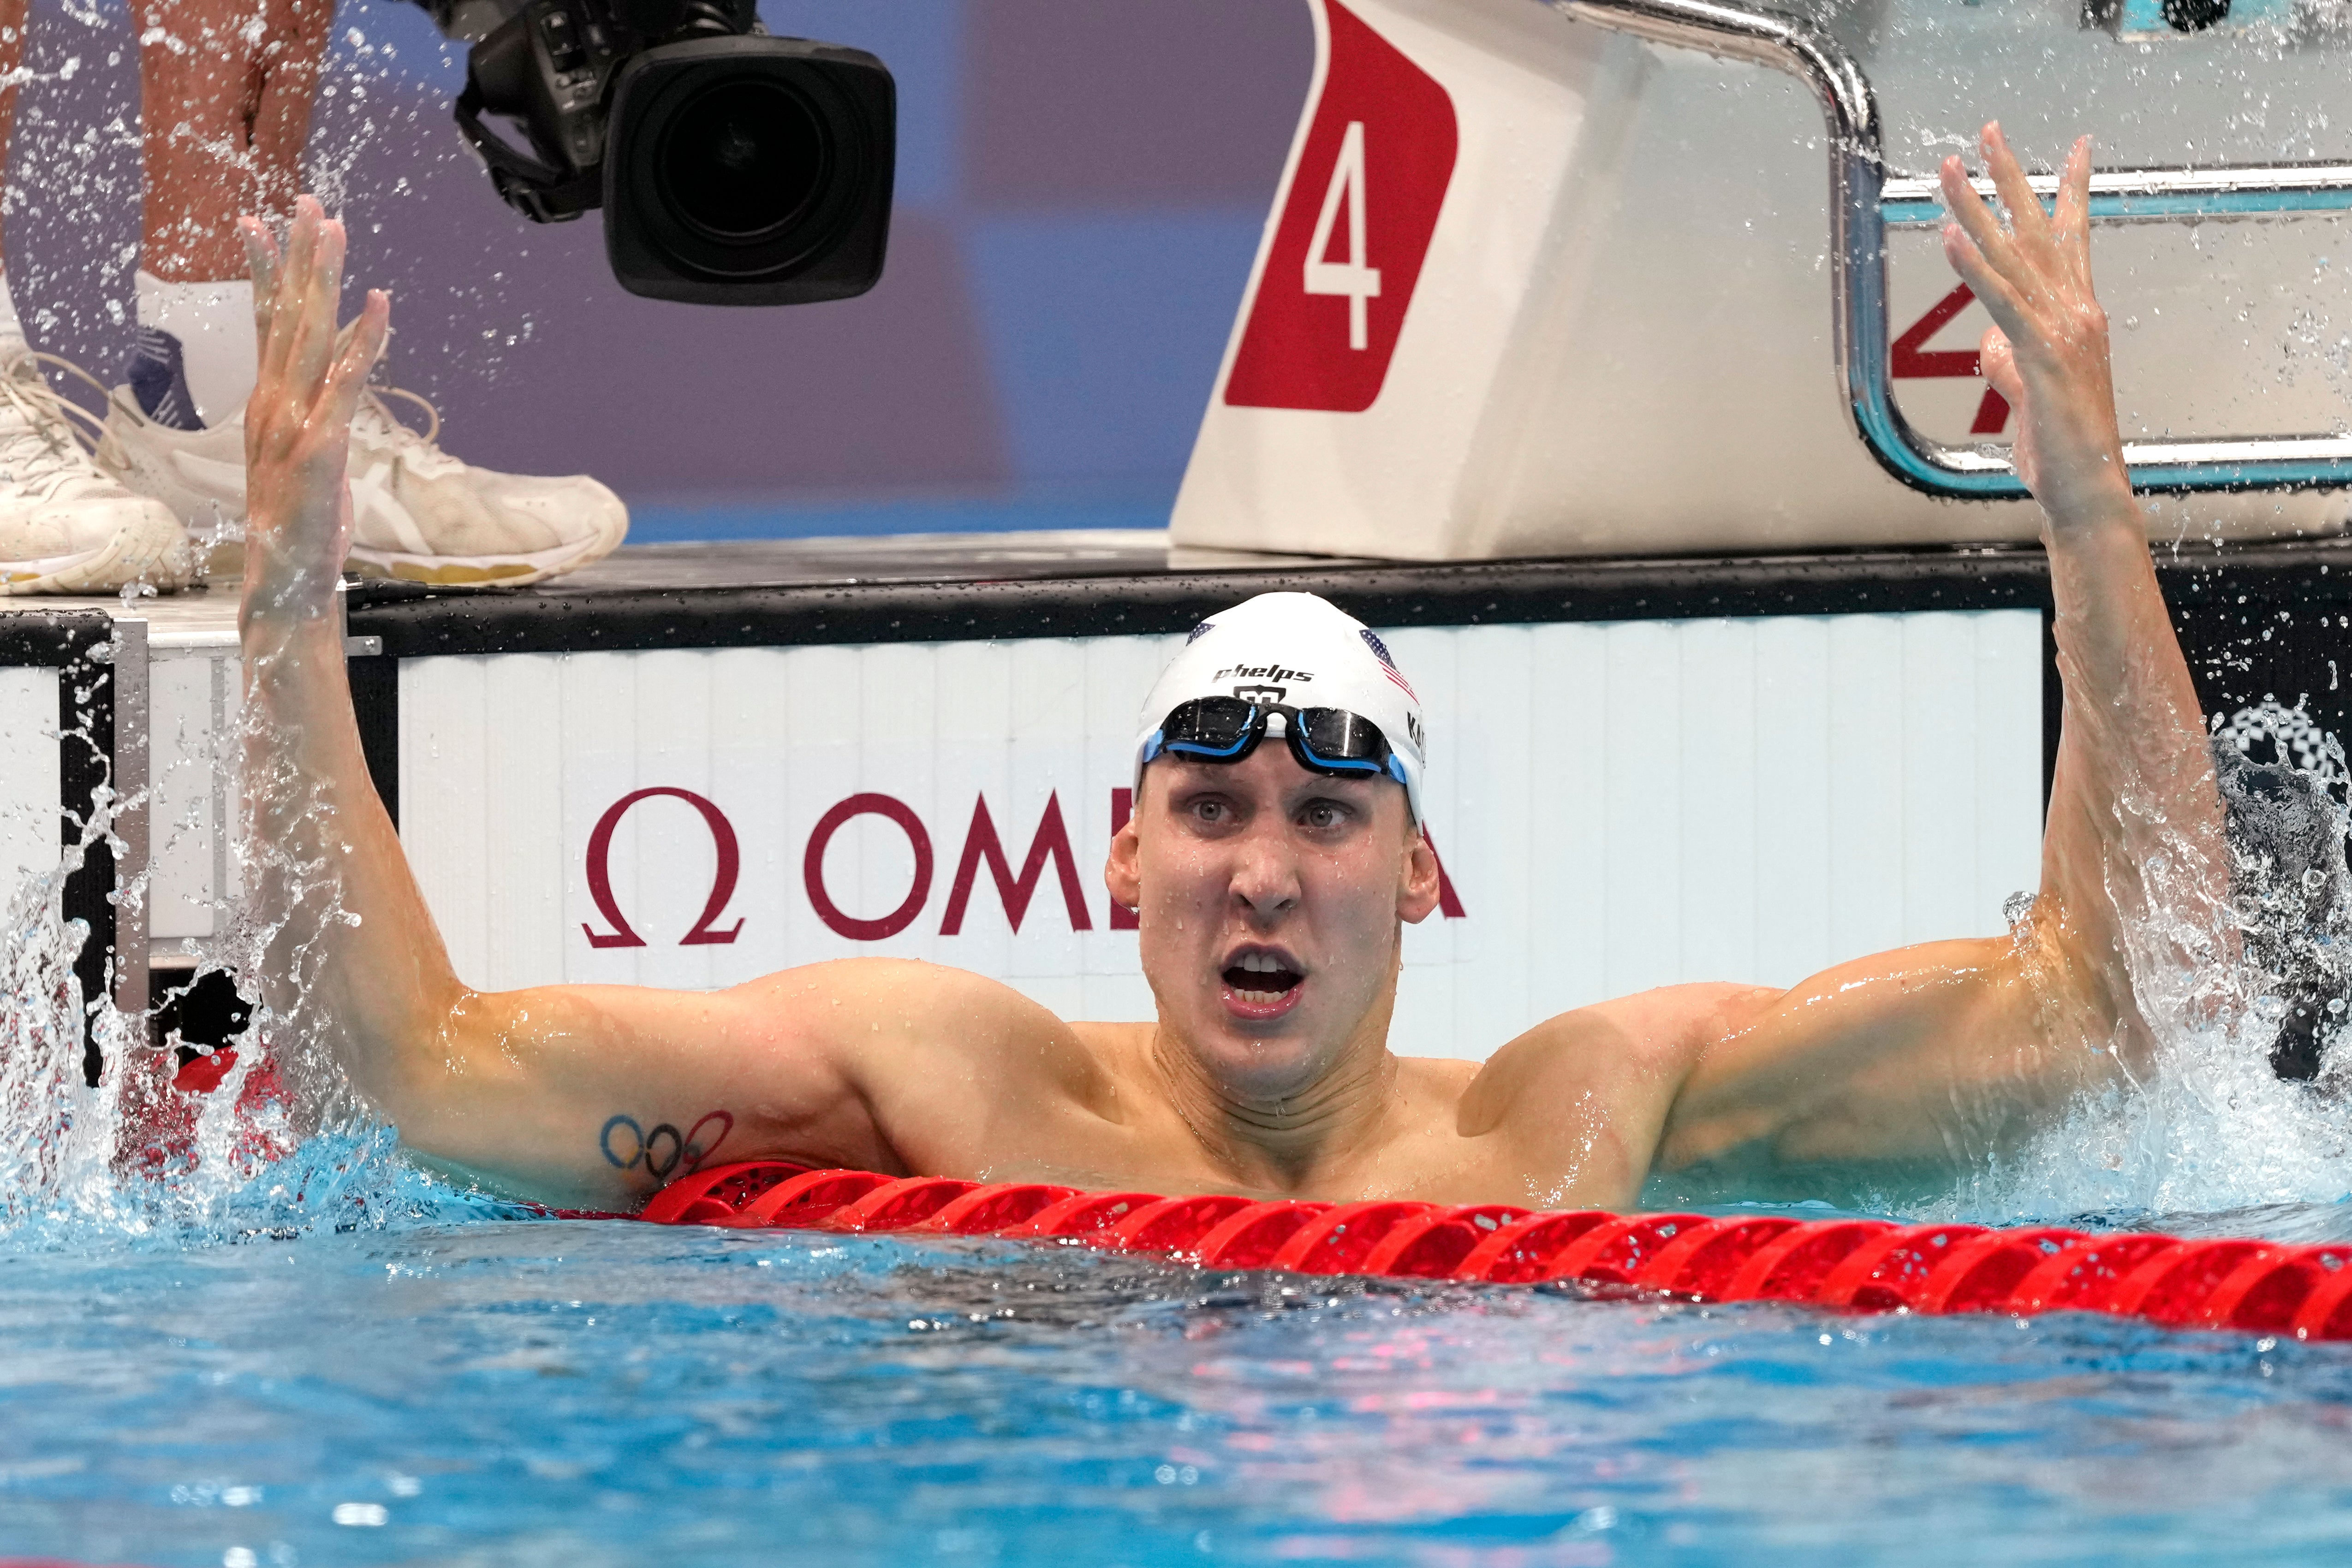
[1548,0,2352,499]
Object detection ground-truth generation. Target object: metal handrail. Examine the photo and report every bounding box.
[1882,166,2352,227]
[1548,0,2352,499]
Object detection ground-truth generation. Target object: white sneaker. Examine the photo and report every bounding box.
[100,383,629,588]
[0,346,192,595]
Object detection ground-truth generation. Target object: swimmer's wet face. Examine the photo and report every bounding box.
[1111,590,1440,1103]
[1108,742,1439,1100]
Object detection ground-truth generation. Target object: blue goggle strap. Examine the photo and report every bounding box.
[1150,726,1258,764]
[1292,734,1388,775]
[1139,714,1416,815]
[1147,708,1400,774]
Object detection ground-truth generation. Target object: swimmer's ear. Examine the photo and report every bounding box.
[1105,806,1142,917]
[1399,828,1441,924]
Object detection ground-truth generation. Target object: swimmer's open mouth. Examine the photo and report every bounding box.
[1221,949,1305,1008]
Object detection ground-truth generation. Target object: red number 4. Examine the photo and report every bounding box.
[1892,282,2011,436]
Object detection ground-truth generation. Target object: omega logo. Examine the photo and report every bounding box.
[578,784,1465,950]
[582,786,745,949]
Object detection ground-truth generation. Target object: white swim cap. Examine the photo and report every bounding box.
[1134,591,1426,821]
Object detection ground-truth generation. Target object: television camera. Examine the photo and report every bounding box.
[448,0,894,304]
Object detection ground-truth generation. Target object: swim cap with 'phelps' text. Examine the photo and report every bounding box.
[1133,591,1426,821]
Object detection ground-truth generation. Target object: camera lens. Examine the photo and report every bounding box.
[606,36,894,302]
[655,77,828,243]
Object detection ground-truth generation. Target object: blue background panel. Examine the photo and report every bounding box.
[963,212,1270,493]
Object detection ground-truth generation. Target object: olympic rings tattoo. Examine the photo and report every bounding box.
[600,1115,646,1170]
[684,1110,734,1170]
[601,1109,735,1179]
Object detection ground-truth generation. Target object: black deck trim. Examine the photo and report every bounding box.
[0,609,115,665]
[348,651,399,832]
[346,537,2352,657]
[347,545,2075,656]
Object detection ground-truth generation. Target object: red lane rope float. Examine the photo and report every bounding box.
[643,1162,2352,1342]
[2008,1232,2180,1316]
[1364,1203,1529,1277]
[1005,1190,1163,1238]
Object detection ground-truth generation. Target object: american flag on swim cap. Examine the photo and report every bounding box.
[1187,621,1215,644]
[1360,629,1417,700]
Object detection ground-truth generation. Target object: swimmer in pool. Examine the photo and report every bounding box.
[237,123,2225,1212]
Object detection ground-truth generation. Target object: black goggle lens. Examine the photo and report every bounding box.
[1293,707,1387,770]
[1160,696,1260,756]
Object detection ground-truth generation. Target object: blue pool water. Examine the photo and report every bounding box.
[6,1171,2352,1567]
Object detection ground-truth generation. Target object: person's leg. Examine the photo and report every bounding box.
[102,0,627,586]
[0,0,200,594]
[129,0,330,422]
[136,0,327,279]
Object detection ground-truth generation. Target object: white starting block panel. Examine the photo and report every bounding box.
[147,635,243,944]
[1174,0,2352,558]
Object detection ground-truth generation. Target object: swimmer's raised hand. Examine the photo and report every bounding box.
[1938,125,2132,529]
[238,196,390,617]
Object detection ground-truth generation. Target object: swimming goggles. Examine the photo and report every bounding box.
[1140,696,1411,789]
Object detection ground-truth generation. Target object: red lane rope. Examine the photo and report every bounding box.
[641,1161,2352,1342]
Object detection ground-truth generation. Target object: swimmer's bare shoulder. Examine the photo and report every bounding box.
[723,958,1137,1180]
[1442,983,1770,1209]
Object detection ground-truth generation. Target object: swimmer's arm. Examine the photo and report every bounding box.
[235,209,853,1203]
[235,202,443,1119]
[1646,936,2102,1171]
[235,209,1090,1206]
[375,959,1088,1208]
[1471,940,2091,1183]
[1936,123,2224,1066]
[1646,126,2224,1170]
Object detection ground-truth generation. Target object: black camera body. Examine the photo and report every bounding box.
[456,0,893,304]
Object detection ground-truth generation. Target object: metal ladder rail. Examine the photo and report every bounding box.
[1547,0,2352,499]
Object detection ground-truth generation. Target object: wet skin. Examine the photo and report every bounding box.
[236,124,2227,1214]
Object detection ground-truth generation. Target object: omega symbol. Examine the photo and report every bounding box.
[581,786,746,949]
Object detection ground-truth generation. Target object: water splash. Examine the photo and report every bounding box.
[0,689,520,1249]
[0,876,518,1248]
[1936,697,2352,1224]
[0,843,121,1224]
